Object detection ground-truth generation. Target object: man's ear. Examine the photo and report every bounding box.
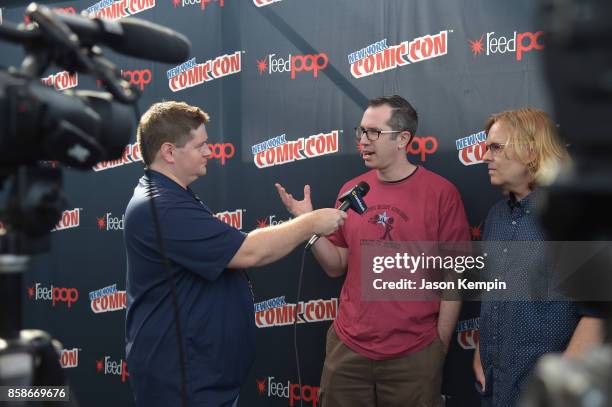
[398,131,412,150]
[523,145,537,167]
[159,142,175,164]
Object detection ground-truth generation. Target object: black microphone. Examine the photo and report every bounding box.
[55,14,191,63]
[305,181,370,250]
[23,5,190,64]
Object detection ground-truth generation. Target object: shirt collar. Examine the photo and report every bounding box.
[143,169,212,213]
[144,169,185,192]
[507,190,538,212]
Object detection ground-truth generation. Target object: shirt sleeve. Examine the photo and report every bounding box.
[575,302,608,319]
[160,200,246,282]
[439,186,471,242]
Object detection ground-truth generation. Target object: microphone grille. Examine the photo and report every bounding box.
[356,181,370,196]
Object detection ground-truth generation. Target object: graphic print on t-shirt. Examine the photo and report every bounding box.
[365,204,409,241]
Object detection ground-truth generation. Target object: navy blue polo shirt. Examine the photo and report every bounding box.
[124,170,255,407]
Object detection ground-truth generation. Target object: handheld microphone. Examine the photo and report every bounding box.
[305,181,370,250]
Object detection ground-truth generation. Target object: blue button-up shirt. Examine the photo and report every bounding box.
[479,191,580,407]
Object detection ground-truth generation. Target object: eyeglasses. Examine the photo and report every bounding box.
[485,142,512,155]
[354,127,402,142]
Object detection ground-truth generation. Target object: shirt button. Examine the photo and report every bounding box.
[511,221,517,225]
[503,248,508,253]
[526,210,530,214]
[493,305,498,310]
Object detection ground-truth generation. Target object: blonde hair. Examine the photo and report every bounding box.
[485,108,569,187]
[137,101,210,166]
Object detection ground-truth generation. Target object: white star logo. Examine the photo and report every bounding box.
[377,212,389,226]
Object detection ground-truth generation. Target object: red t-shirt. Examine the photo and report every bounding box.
[327,166,470,360]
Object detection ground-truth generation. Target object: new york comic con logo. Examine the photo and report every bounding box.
[59,348,81,368]
[215,209,244,230]
[254,296,337,328]
[256,52,328,79]
[27,283,79,308]
[251,131,339,169]
[456,317,480,349]
[51,208,81,232]
[96,356,129,383]
[256,376,319,407]
[84,0,155,20]
[40,71,78,91]
[173,0,224,12]
[167,53,242,92]
[468,30,545,61]
[253,0,282,7]
[456,130,486,166]
[348,30,449,79]
[90,284,126,314]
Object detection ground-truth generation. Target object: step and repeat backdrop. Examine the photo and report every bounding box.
[1,0,550,406]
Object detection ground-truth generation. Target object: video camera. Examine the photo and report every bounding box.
[0,4,190,405]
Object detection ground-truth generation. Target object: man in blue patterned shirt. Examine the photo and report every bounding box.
[472,108,604,407]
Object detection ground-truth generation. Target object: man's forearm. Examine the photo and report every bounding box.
[311,237,347,277]
[244,214,316,266]
[564,316,604,358]
[438,300,462,350]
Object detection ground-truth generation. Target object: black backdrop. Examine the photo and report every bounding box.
[0,1,550,405]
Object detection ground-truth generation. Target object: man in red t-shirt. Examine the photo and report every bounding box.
[276,95,470,407]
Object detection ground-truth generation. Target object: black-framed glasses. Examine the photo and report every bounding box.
[485,142,512,155]
[354,127,402,142]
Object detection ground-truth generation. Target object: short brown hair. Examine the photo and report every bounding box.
[485,108,569,187]
[368,95,418,138]
[137,101,210,166]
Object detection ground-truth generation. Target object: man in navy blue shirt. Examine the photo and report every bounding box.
[472,108,604,407]
[124,101,346,407]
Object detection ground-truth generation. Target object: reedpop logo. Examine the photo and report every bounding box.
[27,283,79,308]
[469,31,545,61]
[257,53,328,79]
[356,135,439,162]
[256,376,319,407]
[96,356,129,383]
[256,214,291,229]
[173,0,223,11]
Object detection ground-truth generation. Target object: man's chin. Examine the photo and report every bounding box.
[488,176,503,187]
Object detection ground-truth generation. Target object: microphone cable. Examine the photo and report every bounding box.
[133,103,187,407]
[145,169,188,407]
[293,245,309,407]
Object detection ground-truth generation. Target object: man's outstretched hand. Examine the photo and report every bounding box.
[275,183,314,217]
